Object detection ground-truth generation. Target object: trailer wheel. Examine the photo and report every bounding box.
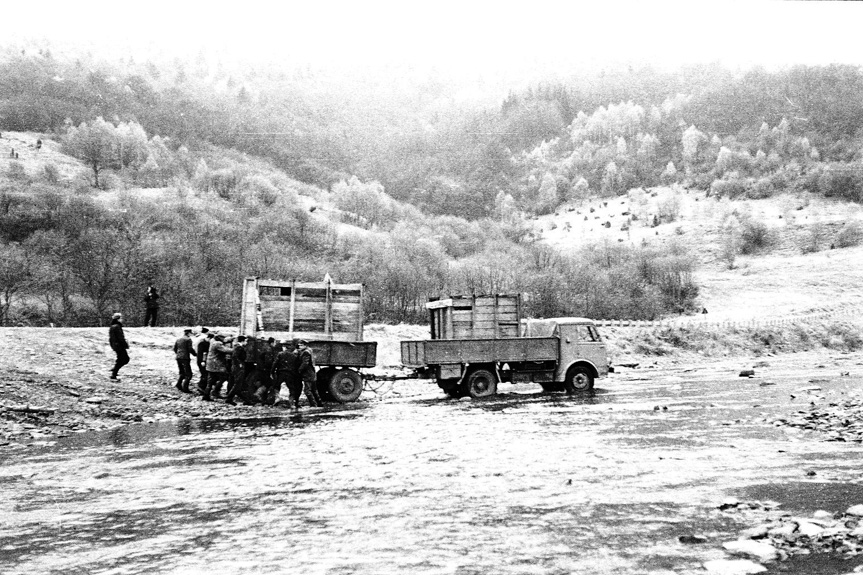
[464,369,498,398]
[328,369,363,403]
[565,365,594,393]
[316,367,337,400]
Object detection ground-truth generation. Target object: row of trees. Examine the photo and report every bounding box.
[0,169,699,327]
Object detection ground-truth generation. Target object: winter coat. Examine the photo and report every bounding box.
[272,349,299,376]
[298,347,316,382]
[173,335,196,361]
[231,345,247,378]
[109,320,128,351]
[205,341,229,373]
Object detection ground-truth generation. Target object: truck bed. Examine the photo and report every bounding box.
[401,337,558,368]
[308,340,377,368]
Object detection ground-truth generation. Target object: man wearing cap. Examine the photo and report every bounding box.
[173,328,197,393]
[272,340,301,409]
[195,328,211,393]
[297,339,323,407]
[108,312,129,380]
[225,336,250,405]
[203,334,230,401]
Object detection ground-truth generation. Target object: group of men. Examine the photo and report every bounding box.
[173,328,325,409]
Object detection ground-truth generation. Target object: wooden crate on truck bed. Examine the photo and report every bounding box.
[426,294,521,340]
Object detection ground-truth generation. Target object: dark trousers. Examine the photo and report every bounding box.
[176,359,192,391]
[274,372,300,406]
[225,368,247,402]
[144,307,158,327]
[205,371,227,398]
[112,348,130,377]
[303,377,323,407]
[197,361,208,391]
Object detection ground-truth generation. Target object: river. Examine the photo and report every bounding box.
[2,358,862,574]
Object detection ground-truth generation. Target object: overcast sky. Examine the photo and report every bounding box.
[6,0,863,74]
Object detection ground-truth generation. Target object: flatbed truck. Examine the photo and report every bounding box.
[400,295,611,398]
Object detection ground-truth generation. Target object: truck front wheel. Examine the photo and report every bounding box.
[564,365,594,393]
[328,368,364,403]
[463,369,498,398]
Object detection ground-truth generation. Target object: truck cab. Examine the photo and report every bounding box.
[521,318,611,392]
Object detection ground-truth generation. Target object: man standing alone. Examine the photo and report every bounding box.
[109,313,129,380]
[144,283,160,327]
[173,328,197,393]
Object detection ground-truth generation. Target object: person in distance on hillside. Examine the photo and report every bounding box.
[173,328,197,393]
[109,313,130,380]
[195,328,211,393]
[144,283,160,327]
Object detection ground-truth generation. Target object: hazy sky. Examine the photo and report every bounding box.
[6,0,863,73]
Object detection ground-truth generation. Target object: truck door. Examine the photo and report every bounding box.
[556,323,607,381]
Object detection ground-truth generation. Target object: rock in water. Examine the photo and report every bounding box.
[722,540,779,562]
[846,504,863,517]
[703,559,767,574]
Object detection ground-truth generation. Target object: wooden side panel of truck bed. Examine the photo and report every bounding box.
[401,337,558,368]
[309,340,377,368]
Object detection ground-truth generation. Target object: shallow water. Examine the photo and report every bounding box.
[1,367,862,574]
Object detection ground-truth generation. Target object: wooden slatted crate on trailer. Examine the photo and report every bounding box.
[238,275,376,403]
[240,274,365,342]
[426,294,522,340]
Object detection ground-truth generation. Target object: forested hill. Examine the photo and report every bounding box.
[3,48,863,220]
[2,46,863,329]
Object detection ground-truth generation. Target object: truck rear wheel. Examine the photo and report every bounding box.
[463,368,498,398]
[328,368,364,403]
[565,365,594,393]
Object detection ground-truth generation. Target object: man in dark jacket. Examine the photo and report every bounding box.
[272,340,301,409]
[144,284,160,327]
[253,338,277,403]
[173,328,197,393]
[225,336,250,405]
[109,313,129,380]
[297,339,323,407]
[196,328,210,393]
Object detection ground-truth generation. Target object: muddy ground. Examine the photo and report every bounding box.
[0,325,428,449]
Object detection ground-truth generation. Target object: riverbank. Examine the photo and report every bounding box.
[2,320,862,450]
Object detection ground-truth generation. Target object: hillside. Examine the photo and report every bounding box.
[536,186,863,322]
[2,127,863,329]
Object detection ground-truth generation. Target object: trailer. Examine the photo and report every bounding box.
[401,295,611,398]
[240,275,376,402]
